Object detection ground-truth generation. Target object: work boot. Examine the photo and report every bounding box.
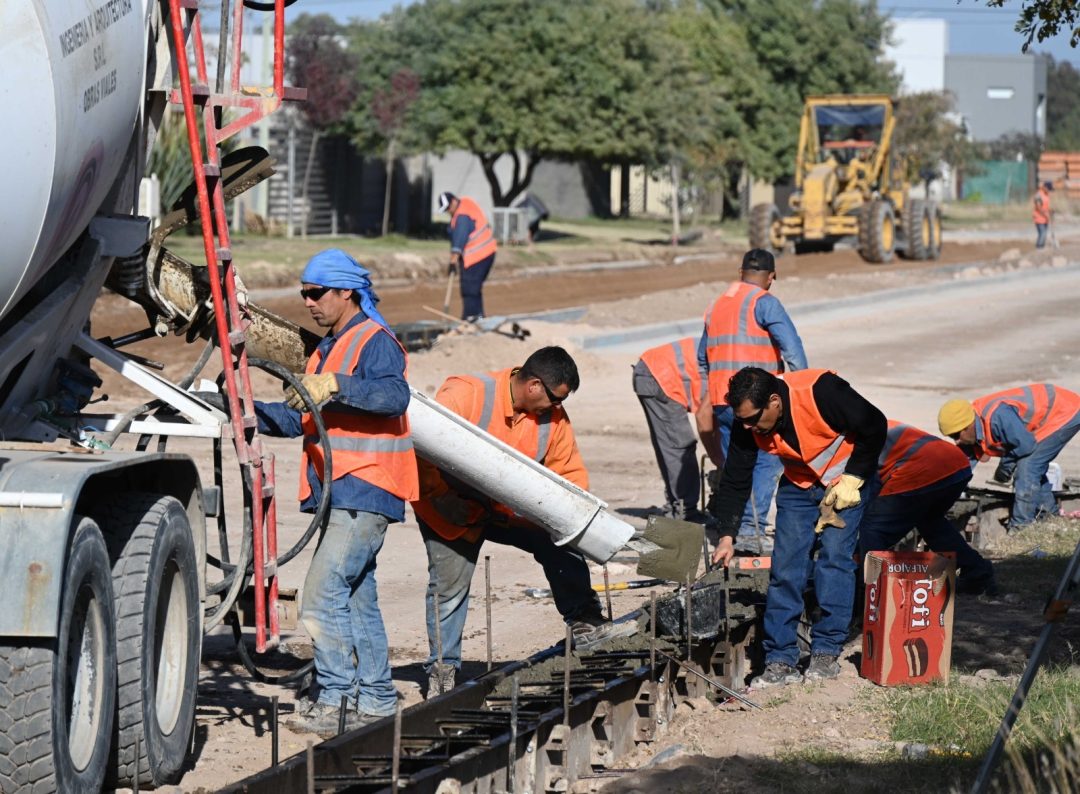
[569,613,638,652]
[804,654,841,682]
[749,661,803,689]
[285,699,384,739]
[426,663,456,699]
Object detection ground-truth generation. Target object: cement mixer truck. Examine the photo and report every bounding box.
[0,4,696,791]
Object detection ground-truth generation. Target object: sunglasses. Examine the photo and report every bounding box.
[538,378,564,406]
[735,406,765,427]
[300,286,333,301]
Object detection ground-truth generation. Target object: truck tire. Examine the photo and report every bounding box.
[749,203,783,253]
[105,494,200,788]
[902,199,930,260]
[860,199,896,264]
[927,203,943,259]
[0,518,117,794]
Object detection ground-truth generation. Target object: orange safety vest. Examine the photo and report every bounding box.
[640,337,705,412]
[753,369,854,489]
[452,197,498,268]
[973,383,1080,458]
[412,370,556,541]
[877,421,970,497]
[298,319,419,502]
[704,282,783,406]
[1033,187,1051,225]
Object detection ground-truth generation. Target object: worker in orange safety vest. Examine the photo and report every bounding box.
[439,191,498,320]
[412,347,631,699]
[1033,181,1053,249]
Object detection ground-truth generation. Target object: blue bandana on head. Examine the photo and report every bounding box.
[301,248,391,331]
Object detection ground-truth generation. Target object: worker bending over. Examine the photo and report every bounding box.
[860,421,996,595]
[698,248,808,554]
[633,337,711,523]
[412,347,626,698]
[711,367,886,688]
[439,191,497,321]
[939,383,1080,530]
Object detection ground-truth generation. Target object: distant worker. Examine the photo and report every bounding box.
[438,191,497,321]
[860,421,997,595]
[711,367,887,688]
[1033,181,1053,249]
[633,337,711,523]
[412,347,628,699]
[939,384,1080,530]
[697,248,808,554]
[254,249,418,736]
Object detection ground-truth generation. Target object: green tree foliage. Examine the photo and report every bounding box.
[984,0,1080,51]
[1046,56,1080,150]
[893,91,982,180]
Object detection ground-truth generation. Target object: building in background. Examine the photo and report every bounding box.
[944,54,1048,141]
[886,18,947,95]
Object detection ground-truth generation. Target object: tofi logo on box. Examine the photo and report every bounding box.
[861,551,955,686]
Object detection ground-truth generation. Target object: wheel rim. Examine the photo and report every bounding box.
[770,218,784,249]
[882,215,894,251]
[921,215,930,246]
[154,559,189,736]
[933,214,942,247]
[66,580,108,771]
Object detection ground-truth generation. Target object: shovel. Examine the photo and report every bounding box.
[442,266,457,314]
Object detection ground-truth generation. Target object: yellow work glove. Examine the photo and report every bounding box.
[821,473,865,512]
[285,373,339,411]
[814,501,847,534]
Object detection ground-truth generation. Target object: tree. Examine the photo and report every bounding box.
[893,91,982,181]
[1046,56,1080,150]
[351,0,713,206]
[288,14,359,236]
[371,69,421,236]
[984,0,1080,50]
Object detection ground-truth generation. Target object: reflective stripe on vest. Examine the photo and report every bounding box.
[704,282,782,406]
[974,383,1080,456]
[298,319,419,502]
[640,337,703,411]
[472,373,551,462]
[455,197,497,268]
[755,369,853,489]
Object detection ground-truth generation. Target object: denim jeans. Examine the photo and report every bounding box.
[419,519,602,671]
[1010,419,1080,528]
[1036,223,1048,249]
[764,475,877,666]
[301,509,397,716]
[858,472,992,582]
[460,253,495,319]
[714,405,784,537]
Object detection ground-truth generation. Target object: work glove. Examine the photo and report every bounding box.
[447,260,458,276]
[431,492,476,525]
[992,462,1014,485]
[821,474,864,512]
[284,373,339,411]
[814,501,847,534]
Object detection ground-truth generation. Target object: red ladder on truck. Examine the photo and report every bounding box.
[167,0,305,652]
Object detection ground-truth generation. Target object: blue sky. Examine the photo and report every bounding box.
[281,0,1080,65]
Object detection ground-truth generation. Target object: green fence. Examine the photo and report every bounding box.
[960,160,1031,204]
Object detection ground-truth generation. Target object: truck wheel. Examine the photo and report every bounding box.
[0,518,117,794]
[105,494,200,788]
[860,199,896,263]
[749,203,784,253]
[902,199,930,260]
[927,204,943,259]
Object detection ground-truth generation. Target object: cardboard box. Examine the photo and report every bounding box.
[861,551,955,686]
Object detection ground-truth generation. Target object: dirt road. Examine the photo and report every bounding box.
[93,237,1080,791]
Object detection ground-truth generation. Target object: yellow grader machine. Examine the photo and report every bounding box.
[749,95,942,264]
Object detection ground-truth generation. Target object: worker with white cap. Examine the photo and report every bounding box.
[437,191,497,320]
[938,383,1080,529]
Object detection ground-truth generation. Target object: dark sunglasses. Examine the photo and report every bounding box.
[538,378,564,406]
[300,286,333,301]
[736,406,765,427]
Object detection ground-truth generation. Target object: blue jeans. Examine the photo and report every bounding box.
[419,518,602,671]
[1036,223,1048,249]
[714,405,784,537]
[301,509,397,715]
[1010,419,1080,528]
[460,253,495,319]
[764,475,877,666]
[858,472,992,582]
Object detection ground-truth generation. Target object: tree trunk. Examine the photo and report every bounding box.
[670,162,681,246]
[381,137,396,237]
[479,151,541,207]
[300,129,322,239]
[619,161,631,218]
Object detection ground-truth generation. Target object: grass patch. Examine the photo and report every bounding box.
[764,748,973,793]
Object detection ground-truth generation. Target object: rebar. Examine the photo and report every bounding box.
[485,555,493,671]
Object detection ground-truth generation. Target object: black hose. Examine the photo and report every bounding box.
[243,0,300,10]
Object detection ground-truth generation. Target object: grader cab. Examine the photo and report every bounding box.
[749,95,941,264]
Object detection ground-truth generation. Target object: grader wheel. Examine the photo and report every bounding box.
[749,203,784,254]
[902,199,931,260]
[859,199,896,264]
[928,203,943,259]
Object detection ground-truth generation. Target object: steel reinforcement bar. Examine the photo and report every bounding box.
[224,606,758,793]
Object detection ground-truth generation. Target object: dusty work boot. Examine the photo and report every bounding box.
[286,699,383,739]
[749,661,803,689]
[426,663,456,699]
[569,613,638,652]
[804,654,841,682]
